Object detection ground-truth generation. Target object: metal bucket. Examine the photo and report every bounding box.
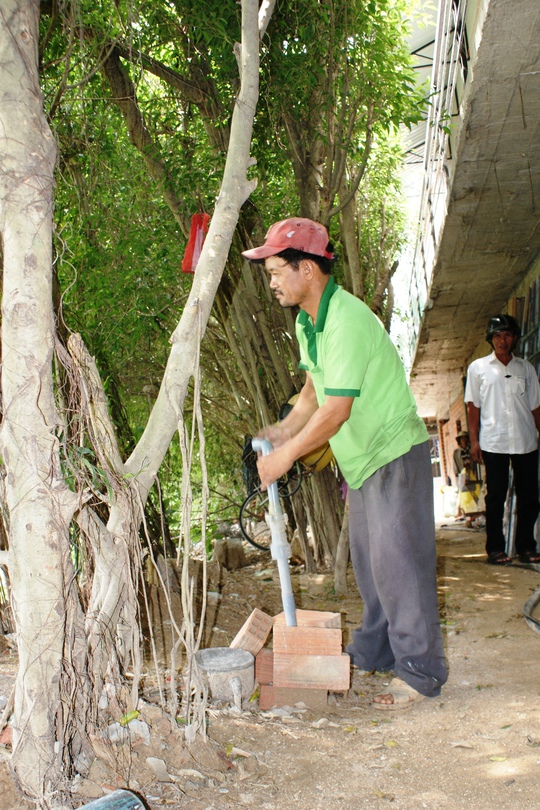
[195,647,254,708]
[80,789,146,809]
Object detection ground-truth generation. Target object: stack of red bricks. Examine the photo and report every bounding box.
[230,607,350,710]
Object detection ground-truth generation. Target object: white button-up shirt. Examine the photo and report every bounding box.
[464,352,540,454]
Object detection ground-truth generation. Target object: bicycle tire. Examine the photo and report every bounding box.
[239,489,272,551]
[278,461,303,498]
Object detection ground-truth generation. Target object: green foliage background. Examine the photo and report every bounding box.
[39,0,426,545]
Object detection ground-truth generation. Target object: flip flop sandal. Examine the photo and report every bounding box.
[371,677,426,711]
[518,551,540,564]
[487,551,512,565]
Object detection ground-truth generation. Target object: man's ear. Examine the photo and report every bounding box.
[300,259,316,278]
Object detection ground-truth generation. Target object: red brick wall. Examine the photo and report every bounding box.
[439,385,468,484]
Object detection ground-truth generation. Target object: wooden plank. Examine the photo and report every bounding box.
[273,626,342,656]
[273,653,350,690]
[230,608,273,655]
[273,609,341,629]
[255,648,274,685]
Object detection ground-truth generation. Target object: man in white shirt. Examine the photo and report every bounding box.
[465,315,540,565]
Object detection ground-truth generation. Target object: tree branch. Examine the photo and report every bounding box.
[101,45,190,236]
[115,41,230,153]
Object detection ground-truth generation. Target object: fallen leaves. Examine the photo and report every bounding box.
[373,788,395,800]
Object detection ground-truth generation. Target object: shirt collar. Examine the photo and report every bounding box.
[297,276,338,365]
[489,351,516,366]
[297,275,338,332]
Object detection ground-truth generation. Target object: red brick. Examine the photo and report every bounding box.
[273,609,341,629]
[230,608,273,655]
[258,685,328,710]
[273,687,328,709]
[255,648,274,685]
[273,653,350,690]
[273,625,342,656]
[258,684,276,711]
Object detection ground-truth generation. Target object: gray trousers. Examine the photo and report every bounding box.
[346,441,447,697]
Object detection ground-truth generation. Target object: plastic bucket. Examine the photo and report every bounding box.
[79,789,146,809]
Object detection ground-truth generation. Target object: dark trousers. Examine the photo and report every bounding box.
[482,449,539,557]
[346,441,447,697]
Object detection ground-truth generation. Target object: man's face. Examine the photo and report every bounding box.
[265,256,308,309]
[492,330,517,355]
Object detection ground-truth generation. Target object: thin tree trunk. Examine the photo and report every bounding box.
[339,192,363,299]
[370,259,399,319]
[0,0,266,802]
[0,1,86,801]
[88,0,264,701]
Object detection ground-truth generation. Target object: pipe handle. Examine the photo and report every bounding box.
[251,437,273,456]
[251,438,280,509]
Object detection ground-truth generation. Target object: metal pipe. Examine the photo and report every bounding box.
[251,438,297,626]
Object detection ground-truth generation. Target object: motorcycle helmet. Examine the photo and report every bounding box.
[485,314,520,344]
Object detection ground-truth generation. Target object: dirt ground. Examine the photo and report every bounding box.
[1,521,540,810]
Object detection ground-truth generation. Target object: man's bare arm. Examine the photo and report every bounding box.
[257,390,353,490]
[256,373,319,449]
[467,402,482,463]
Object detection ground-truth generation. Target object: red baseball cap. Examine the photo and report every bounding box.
[242,218,334,260]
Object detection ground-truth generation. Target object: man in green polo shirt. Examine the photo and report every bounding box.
[242,218,447,709]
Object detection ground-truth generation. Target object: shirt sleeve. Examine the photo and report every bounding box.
[320,310,376,396]
[464,361,481,407]
[525,361,540,411]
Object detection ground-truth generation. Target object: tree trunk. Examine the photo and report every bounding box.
[85,0,264,704]
[0,1,86,801]
[0,0,265,802]
[339,192,363,299]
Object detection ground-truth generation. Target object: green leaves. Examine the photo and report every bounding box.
[41,0,428,542]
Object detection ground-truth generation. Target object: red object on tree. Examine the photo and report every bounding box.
[182,212,211,273]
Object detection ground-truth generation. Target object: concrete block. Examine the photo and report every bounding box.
[212,538,247,570]
[230,609,273,656]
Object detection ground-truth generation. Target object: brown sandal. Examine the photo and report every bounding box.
[487,551,512,565]
[518,551,540,564]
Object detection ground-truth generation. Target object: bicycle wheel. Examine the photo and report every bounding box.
[239,489,272,551]
[278,461,303,498]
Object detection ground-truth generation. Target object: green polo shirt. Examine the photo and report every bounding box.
[296,277,428,488]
